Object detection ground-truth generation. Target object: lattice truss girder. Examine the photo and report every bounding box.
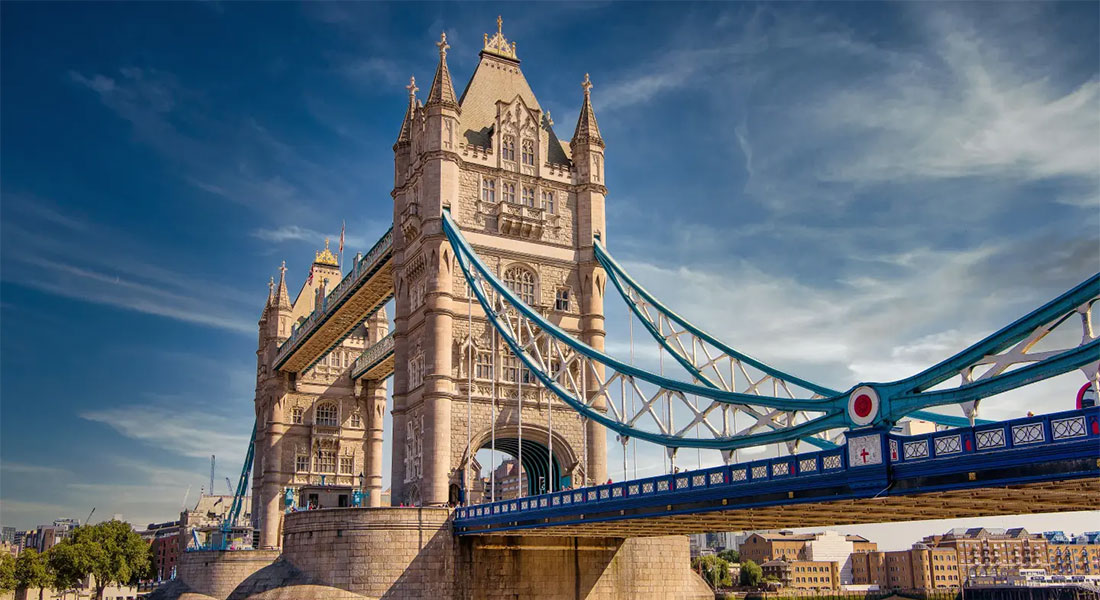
[444,211,1099,451]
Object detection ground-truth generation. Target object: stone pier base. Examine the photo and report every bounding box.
[155,507,712,599]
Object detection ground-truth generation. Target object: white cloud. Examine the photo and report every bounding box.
[81,403,250,460]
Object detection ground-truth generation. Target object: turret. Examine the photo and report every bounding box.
[570,73,607,248]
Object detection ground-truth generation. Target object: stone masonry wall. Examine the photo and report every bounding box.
[281,507,454,599]
[175,549,280,599]
[456,534,714,600]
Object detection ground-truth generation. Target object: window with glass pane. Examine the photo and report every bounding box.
[475,351,493,379]
[315,403,338,426]
[502,136,516,161]
[351,412,361,427]
[555,288,570,311]
[292,407,303,424]
[317,448,336,473]
[541,190,554,213]
[502,182,516,203]
[502,355,519,383]
[503,266,536,305]
[521,139,534,165]
[296,454,309,473]
[482,178,495,202]
[522,186,535,207]
[340,456,353,474]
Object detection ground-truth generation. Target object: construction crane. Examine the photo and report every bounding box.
[219,421,256,550]
[225,477,233,494]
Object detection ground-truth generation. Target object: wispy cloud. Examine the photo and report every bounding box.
[1,197,256,334]
[81,402,250,460]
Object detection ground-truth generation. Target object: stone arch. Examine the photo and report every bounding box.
[458,423,579,497]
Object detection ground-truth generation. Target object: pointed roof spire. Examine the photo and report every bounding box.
[267,276,275,305]
[275,261,291,309]
[396,76,418,146]
[425,32,459,110]
[572,73,604,148]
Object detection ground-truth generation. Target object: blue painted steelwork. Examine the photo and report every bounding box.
[443,212,850,450]
[595,241,838,397]
[454,407,1100,535]
[444,210,1098,449]
[597,241,998,434]
[273,228,394,372]
[219,421,255,550]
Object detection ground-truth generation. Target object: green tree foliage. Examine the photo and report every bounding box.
[740,558,764,588]
[692,555,733,589]
[0,552,15,591]
[47,520,151,600]
[717,549,740,563]
[14,548,52,600]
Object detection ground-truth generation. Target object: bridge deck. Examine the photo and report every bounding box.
[455,407,1100,536]
[351,332,395,382]
[274,229,394,373]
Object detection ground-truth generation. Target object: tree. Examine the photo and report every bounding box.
[692,555,733,589]
[0,553,15,592]
[717,549,740,564]
[740,559,763,588]
[47,521,150,600]
[14,548,52,600]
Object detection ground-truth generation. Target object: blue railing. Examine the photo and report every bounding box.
[274,228,393,369]
[454,407,1099,527]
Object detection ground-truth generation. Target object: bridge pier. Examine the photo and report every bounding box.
[159,508,711,599]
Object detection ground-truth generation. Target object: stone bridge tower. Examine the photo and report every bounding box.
[253,245,389,549]
[391,20,608,507]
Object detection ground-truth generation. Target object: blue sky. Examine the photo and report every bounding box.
[1,2,1097,543]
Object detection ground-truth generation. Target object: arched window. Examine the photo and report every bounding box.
[502,182,516,203]
[502,135,516,161]
[504,266,537,305]
[315,402,338,426]
[521,139,535,166]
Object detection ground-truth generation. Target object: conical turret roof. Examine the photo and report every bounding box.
[572,73,603,148]
[425,32,459,110]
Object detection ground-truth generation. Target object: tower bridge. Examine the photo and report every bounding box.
[166,18,1100,600]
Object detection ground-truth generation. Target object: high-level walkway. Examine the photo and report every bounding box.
[273,228,393,374]
[454,407,1100,536]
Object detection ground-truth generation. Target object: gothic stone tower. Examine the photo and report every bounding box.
[391,20,609,507]
[253,244,389,549]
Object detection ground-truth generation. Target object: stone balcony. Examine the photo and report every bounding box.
[496,201,545,239]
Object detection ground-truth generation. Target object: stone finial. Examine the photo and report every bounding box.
[275,261,291,308]
[407,76,418,100]
[426,30,459,109]
[582,73,593,96]
[482,15,518,60]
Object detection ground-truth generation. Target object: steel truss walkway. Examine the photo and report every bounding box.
[455,407,1100,536]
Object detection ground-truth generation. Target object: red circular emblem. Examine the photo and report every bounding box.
[853,394,874,418]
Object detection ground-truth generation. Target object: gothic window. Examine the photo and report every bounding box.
[316,446,336,473]
[295,453,309,473]
[502,182,516,204]
[315,403,338,426]
[541,190,554,213]
[481,177,495,202]
[522,186,535,207]
[502,354,520,383]
[475,350,493,380]
[351,411,362,428]
[340,456,353,475]
[555,288,571,312]
[502,135,516,161]
[521,139,535,166]
[503,266,537,305]
[291,406,304,424]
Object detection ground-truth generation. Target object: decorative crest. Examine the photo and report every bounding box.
[315,238,339,266]
[482,15,518,60]
[406,76,418,99]
[582,73,593,96]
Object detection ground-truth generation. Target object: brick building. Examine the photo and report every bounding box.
[851,543,961,591]
[761,559,840,590]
